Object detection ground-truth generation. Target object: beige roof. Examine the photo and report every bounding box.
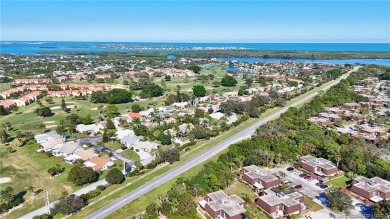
[74,148,96,161]
[300,155,337,170]
[353,176,390,193]
[243,165,279,182]
[206,190,246,217]
[41,138,64,150]
[259,189,303,207]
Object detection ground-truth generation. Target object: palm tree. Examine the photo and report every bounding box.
[27,185,35,194]
[0,129,9,144]
[3,122,11,131]
[39,124,46,133]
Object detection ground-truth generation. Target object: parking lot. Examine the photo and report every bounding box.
[274,166,325,199]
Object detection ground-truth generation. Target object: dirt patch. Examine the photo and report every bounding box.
[91,107,98,110]
[44,121,55,124]
[50,106,60,110]
[0,177,11,184]
[45,125,58,129]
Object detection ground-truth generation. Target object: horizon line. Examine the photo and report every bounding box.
[1,40,390,44]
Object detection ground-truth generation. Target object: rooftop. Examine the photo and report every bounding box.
[259,188,303,207]
[243,165,279,182]
[206,190,246,217]
[300,155,337,171]
[353,176,390,193]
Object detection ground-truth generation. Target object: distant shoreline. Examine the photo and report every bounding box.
[25,50,390,60]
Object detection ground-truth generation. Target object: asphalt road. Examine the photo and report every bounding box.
[84,66,360,219]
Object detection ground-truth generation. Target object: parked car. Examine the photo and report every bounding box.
[294,185,303,189]
[287,167,294,171]
[319,184,328,189]
[304,176,311,180]
[300,173,307,177]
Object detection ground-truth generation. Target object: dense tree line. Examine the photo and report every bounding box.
[90,89,132,104]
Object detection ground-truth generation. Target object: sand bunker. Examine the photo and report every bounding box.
[0,177,11,184]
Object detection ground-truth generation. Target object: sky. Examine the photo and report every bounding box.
[1,0,390,42]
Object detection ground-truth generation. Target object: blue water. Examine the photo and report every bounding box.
[1,41,390,55]
[219,57,390,66]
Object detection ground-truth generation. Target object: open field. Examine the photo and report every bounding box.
[328,175,351,189]
[0,142,78,219]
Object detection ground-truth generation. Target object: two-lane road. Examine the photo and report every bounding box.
[83,66,360,219]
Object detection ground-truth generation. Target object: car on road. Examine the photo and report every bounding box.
[120,146,127,150]
[304,175,311,180]
[287,167,294,171]
[299,173,307,177]
[294,185,303,189]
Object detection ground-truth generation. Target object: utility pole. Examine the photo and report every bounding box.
[44,190,50,215]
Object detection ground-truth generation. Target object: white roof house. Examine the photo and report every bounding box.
[210,112,225,120]
[133,141,159,153]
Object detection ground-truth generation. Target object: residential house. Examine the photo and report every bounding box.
[255,188,304,218]
[120,135,141,148]
[299,155,338,176]
[199,190,246,219]
[52,141,80,157]
[242,166,281,190]
[34,131,64,144]
[0,100,16,113]
[40,138,65,152]
[84,155,114,171]
[350,176,390,202]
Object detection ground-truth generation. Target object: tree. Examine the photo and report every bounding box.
[81,115,94,125]
[61,98,68,112]
[51,196,87,215]
[105,168,124,184]
[245,78,254,88]
[159,133,172,145]
[373,200,390,218]
[326,190,353,214]
[194,108,205,118]
[102,129,109,143]
[2,122,11,131]
[187,65,202,74]
[27,185,35,194]
[0,129,9,144]
[35,107,52,117]
[192,85,206,97]
[221,75,238,87]
[141,83,164,98]
[39,124,46,133]
[131,104,142,113]
[106,118,115,130]
[164,75,171,81]
[0,186,14,204]
[212,81,220,87]
[48,164,64,177]
[68,165,99,186]
[0,106,6,115]
[105,89,132,104]
[105,104,119,117]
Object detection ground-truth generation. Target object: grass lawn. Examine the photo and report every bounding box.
[224,179,269,219]
[304,196,324,212]
[104,141,122,150]
[224,179,258,199]
[328,175,351,189]
[0,142,77,219]
[120,149,140,161]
